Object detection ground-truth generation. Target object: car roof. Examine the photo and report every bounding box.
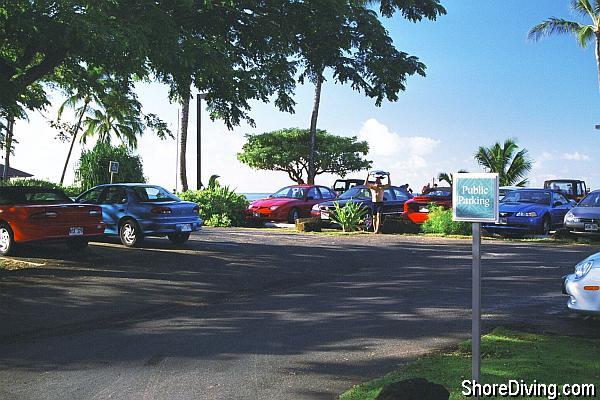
[91,183,156,188]
[0,186,63,192]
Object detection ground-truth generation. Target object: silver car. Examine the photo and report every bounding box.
[564,190,600,235]
[563,252,600,314]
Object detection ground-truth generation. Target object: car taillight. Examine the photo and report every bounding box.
[151,206,172,214]
[30,211,58,220]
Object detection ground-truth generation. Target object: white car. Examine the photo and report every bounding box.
[563,252,600,314]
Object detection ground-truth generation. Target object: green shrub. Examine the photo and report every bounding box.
[76,142,145,190]
[330,201,368,232]
[206,213,233,227]
[422,204,471,236]
[179,180,248,227]
[0,178,82,197]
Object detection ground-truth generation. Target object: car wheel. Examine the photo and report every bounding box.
[363,212,374,232]
[0,223,14,256]
[288,208,300,223]
[119,219,144,247]
[66,238,89,251]
[167,232,190,245]
[541,216,551,236]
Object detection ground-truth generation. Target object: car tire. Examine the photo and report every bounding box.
[541,216,551,236]
[66,238,89,251]
[0,222,15,256]
[167,232,190,245]
[288,208,300,224]
[119,219,144,247]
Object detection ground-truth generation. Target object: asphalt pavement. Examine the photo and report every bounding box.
[0,228,598,400]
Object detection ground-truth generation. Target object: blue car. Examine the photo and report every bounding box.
[76,184,202,246]
[483,188,573,236]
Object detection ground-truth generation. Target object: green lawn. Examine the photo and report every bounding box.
[340,328,600,400]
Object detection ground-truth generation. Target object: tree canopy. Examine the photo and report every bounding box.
[474,139,532,187]
[237,128,372,184]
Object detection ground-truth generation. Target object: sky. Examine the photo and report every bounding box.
[12,0,600,193]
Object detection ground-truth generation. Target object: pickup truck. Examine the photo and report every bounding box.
[543,179,589,202]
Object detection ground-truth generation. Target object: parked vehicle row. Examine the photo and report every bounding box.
[0,184,203,255]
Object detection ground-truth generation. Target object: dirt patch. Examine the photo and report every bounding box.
[0,257,47,271]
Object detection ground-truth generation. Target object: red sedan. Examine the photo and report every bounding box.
[0,186,105,255]
[246,185,337,223]
[403,187,452,224]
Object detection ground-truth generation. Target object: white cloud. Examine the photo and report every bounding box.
[562,152,590,161]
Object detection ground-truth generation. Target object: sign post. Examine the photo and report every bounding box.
[452,173,499,387]
[109,161,120,184]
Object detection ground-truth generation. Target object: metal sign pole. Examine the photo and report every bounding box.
[110,172,114,184]
[472,222,481,386]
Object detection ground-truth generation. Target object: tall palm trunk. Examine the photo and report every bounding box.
[60,99,89,185]
[308,74,323,185]
[596,34,600,90]
[179,95,190,192]
[2,116,14,180]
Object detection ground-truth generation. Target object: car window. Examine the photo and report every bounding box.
[0,189,71,205]
[307,187,321,200]
[549,182,574,195]
[78,187,104,204]
[133,186,179,202]
[100,187,128,204]
[552,192,568,206]
[271,186,307,199]
[383,188,393,201]
[393,188,410,201]
[579,192,600,207]
[502,191,550,205]
[333,181,346,191]
[339,186,370,200]
[319,187,336,199]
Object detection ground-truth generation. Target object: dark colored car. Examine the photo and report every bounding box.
[543,179,589,202]
[312,185,413,230]
[482,189,573,236]
[564,190,600,235]
[403,187,452,224]
[76,184,202,247]
[246,185,337,223]
[0,186,104,255]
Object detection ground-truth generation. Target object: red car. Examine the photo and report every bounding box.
[403,186,452,224]
[0,186,105,255]
[246,185,337,223]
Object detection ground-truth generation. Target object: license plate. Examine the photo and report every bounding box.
[69,227,83,236]
[180,224,192,232]
[321,212,330,220]
[584,223,598,232]
[499,217,508,225]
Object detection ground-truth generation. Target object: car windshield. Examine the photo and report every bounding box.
[501,191,550,205]
[547,182,576,195]
[270,186,306,199]
[339,186,370,200]
[133,186,179,202]
[425,189,451,197]
[578,192,600,207]
[0,188,72,205]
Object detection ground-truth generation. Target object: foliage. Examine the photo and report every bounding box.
[75,142,145,191]
[437,170,468,186]
[421,204,471,236]
[0,178,82,197]
[178,178,248,227]
[340,327,600,400]
[330,201,369,232]
[237,128,371,184]
[205,213,233,228]
[474,138,532,187]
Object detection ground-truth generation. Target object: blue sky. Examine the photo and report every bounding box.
[15,0,600,192]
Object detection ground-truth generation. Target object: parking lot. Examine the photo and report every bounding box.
[0,228,599,400]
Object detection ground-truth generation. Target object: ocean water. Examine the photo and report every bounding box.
[241,193,271,201]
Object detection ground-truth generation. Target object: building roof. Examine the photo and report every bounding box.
[0,164,33,178]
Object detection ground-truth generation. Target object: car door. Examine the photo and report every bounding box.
[303,187,322,217]
[98,186,129,234]
[381,188,398,215]
[550,192,571,227]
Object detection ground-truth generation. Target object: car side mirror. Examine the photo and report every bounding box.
[553,201,562,207]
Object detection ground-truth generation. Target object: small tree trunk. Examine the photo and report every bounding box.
[596,35,600,90]
[2,116,14,180]
[308,74,323,185]
[60,100,89,185]
[179,95,190,192]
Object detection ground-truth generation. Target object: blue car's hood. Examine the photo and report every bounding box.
[499,202,545,213]
[319,198,367,208]
[571,207,600,219]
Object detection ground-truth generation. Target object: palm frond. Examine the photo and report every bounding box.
[572,0,595,18]
[577,24,596,47]
[528,18,583,41]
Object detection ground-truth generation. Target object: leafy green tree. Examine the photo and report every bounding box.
[75,141,145,190]
[437,170,468,186]
[237,128,372,184]
[529,0,600,88]
[474,139,532,187]
[289,0,446,184]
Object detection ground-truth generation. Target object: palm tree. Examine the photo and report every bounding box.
[438,170,468,186]
[474,139,532,187]
[80,107,141,148]
[529,0,600,88]
[179,95,190,192]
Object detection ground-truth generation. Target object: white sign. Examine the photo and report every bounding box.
[109,161,120,174]
[453,173,499,223]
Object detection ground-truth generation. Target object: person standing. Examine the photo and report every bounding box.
[365,171,391,234]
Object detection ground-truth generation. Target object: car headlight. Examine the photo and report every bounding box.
[575,259,594,280]
[311,204,320,211]
[564,211,578,223]
[515,211,537,217]
[248,204,254,210]
[269,205,279,211]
